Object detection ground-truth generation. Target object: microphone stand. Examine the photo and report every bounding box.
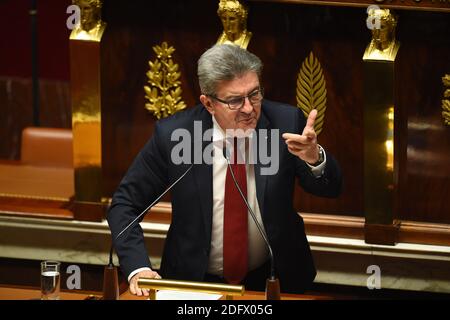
[102,164,194,300]
[224,147,280,300]
[102,246,119,300]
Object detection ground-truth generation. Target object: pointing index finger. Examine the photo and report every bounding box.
[305,109,317,130]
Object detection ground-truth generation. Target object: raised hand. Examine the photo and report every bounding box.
[282,109,320,164]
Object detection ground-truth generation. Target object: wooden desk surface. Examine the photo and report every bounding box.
[0,285,98,300]
[119,290,330,300]
[0,285,331,300]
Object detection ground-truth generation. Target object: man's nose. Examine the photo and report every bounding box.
[240,97,254,114]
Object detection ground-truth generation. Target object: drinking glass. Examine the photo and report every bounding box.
[40,261,61,300]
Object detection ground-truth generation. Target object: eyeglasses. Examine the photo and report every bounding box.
[208,88,264,110]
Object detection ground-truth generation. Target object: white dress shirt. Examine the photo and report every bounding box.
[207,116,269,276]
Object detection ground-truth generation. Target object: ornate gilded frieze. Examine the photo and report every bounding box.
[296,52,327,135]
[144,42,186,119]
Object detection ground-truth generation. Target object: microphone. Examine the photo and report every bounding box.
[104,163,194,300]
[222,144,280,300]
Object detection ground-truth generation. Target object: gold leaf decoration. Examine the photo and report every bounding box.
[296,51,327,135]
[144,42,186,119]
[443,74,450,126]
[443,100,450,126]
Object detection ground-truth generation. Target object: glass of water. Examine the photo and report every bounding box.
[40,261,61,300]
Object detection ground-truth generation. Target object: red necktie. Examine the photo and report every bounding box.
[223,138,248,284]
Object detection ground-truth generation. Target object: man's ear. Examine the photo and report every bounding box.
[200,95,214,115]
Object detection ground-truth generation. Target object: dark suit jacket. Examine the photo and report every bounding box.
[107,100,342,293]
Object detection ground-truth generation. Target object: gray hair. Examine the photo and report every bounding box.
[197,44,263,96]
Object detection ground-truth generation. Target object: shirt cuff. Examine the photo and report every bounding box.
[128,267,152,283]
[305,145,327,178]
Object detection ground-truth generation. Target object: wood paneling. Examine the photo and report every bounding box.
[0,77,71,160]
[302,212,365,239]
[395,11,450,224]
[0,196,73,219]
[100,0,220,196]
[398,220,450,246]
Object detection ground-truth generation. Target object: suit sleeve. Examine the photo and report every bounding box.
[107,121,169,278]
[293,108,343,198]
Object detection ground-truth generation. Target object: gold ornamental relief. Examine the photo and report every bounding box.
[216,0,252,49]
[144,42,187,119]
[296,52,327,135]
[70,0,106,42]
[443,74,450,126]
[363,8,399,62]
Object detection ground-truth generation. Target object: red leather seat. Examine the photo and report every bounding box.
[21,127,73,168]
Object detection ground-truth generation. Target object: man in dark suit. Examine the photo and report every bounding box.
[107,44,342,296]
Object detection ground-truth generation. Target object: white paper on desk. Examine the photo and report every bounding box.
[156,290,222,300]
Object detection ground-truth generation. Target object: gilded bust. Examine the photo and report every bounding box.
[216,0,252,49]
[70,0,106,42]
[363,9,399,61]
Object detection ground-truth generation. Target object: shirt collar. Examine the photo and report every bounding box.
[212,116,226,143]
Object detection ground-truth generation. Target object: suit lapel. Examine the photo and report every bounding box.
[254,108,270,219]
[192,109,213,245]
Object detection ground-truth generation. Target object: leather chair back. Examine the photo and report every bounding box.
[21,127,73,168]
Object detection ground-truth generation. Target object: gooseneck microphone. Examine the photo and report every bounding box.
[104,163,194,299]
[223,145,280,300]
